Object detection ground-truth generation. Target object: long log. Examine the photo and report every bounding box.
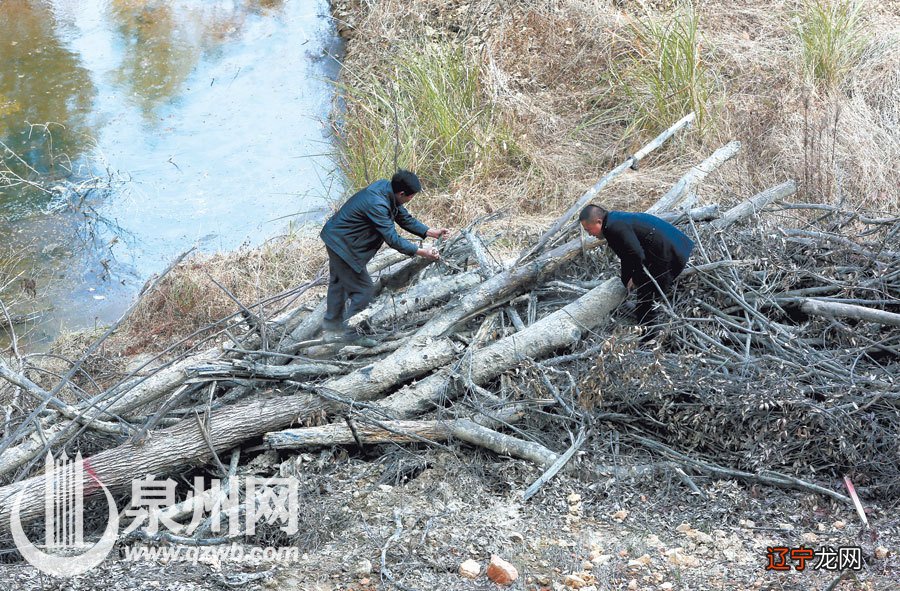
[519,112,696,262]
[0,392,329,533]
[376,278,625,419]
[711,180,797,230]
[647,141,741,214]
[800,299,900,328]
[414,237,605,338]
[347,271,482,329]
[0,333,461,533]
[265,418,559,467]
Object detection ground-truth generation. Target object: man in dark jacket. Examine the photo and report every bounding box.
[320,170,450,338]
[579,204,694,329]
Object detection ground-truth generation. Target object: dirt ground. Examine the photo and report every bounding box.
[1,446,896,591]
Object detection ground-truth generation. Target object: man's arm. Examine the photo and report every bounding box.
[394,205,429,238]
[606,225,645,288]
[368,201,424,256]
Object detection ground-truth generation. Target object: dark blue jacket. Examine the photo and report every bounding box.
[320,179,429,273]
[602,211,694,287]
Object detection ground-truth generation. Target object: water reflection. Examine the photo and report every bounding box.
[110,0,286,119]
[0,0,95,210]
[0,0,342,349]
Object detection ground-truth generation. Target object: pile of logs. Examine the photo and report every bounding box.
[1,112,897,544]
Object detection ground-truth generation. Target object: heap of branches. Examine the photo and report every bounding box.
[0,113,897,549]
[579,205,900,498]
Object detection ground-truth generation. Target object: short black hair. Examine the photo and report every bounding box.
[579,204,608,223]
[391,169,421,196]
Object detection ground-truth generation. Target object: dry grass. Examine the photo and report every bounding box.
[118,229,328,354]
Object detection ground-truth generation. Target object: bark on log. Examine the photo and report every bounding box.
[711,180,797,230]
[414,237,605,338]
[647,141,741,214]
[187,360,349,381]
[464,230,501,277]
[347,271,482,329]
[265,418,559,467]
[800,299,900,328]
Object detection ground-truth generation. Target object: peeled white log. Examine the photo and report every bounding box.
[711,180,797,230]
[378,278,625,419]
[647,141,741,214]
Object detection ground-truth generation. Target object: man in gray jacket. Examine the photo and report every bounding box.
[319,170,450,339]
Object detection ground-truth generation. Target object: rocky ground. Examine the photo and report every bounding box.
[1,446,897,590]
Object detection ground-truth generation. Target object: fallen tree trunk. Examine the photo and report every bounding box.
[376,278,625,419]
[520,112,696,262]
[0,332,460,533]
[711,180,797,230]
[347,270,482,329]
[265,418,559,467]
[647,141,741,214]
[0,391,332,533]
[800,299,900,328]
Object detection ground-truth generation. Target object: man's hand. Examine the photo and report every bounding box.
[417,247,441,261]
[627,278,635,291]
[426,228,451,239]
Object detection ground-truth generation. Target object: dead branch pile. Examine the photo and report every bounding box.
[0,114,897,548]
[580,206,900,497]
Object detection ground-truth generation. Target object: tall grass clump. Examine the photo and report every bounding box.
[332,42,521,193]
[797,0,868,91]
[596,1,716,139]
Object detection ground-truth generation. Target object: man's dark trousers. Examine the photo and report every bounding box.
[324,246,374,330]
[633,257,688,327]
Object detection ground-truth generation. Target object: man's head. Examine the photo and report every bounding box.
[579,204,608,238]
[391,169,421,204]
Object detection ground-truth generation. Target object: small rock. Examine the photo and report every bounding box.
[459,559,481,579]
[509,531,525,543]
[611,510,628,522]
[833,520,846,530]
[875,546,889,559]
[567,493,582,504]
[801,532,819,544]
[660,583,674,590]
[676,523,692,533]
[581,560,594,570]
[354,558,372,576]
[627,554,652,568]
[487,555,518,585]
[590,553,613,565]
[627,580,638,590]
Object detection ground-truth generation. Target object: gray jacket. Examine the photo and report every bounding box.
[320,179,429,273]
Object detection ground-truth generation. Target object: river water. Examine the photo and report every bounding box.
[0,0,343,347]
